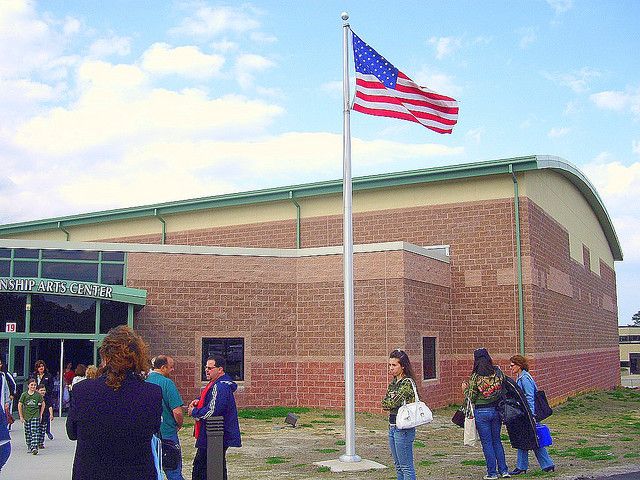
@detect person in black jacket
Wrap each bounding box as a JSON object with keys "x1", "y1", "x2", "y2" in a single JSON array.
[
  {"x1": 66, "y1": 326, "x2": 162, "y2": 480},
  {"x1": 33, "y1": 360, "x2": 54, "y2": 440}
]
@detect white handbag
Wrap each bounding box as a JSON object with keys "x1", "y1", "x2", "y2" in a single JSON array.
[
  {"x1": 395, "y1": 378, "x2": 433, "y2": 429},
  {"x1": 463, "y1": 400, "x2": 480, "y2": 447}
]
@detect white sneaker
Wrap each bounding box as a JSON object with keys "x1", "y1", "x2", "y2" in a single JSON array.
[
  {"x1": 483, "y1": 475, "x2": 498, "y2": 480},
  {"x1": 501, "y1": 474, "x2": 511, "y2": 478}
]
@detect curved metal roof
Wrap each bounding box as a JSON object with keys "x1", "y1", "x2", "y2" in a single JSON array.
[{"x1": 0, "y1": 155, "x2": 622, "y2": 260}]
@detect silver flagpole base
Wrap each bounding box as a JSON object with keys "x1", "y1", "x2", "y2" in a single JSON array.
[{"x1": 339, "y1": 453, "x2": 361, "y2": 463}]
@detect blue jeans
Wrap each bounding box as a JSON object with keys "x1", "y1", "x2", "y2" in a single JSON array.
[
  {"x1": 474, "y1": 407, "x2": 509, "y2": 477},
  {"x1": 163, "y1": 432, "x2": 184, "y2": 480},
  {"x1": 516, "y1": 446, "x2": 554, "y2": 471},
  {"x1": 388, "y1": 425, "x2": 416, "y2": 480}
]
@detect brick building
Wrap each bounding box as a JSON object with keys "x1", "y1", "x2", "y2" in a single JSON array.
[{"x1": 0, "y1": 155, "x2": 623, "y2": 411}]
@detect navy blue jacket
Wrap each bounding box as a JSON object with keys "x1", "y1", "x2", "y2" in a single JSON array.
[
  {"x1": 66, "y1": 373, "x2": 162, "y2": 480},
  {"x1": 191, "y1": 373, "x2": 241, "y2": 449}
]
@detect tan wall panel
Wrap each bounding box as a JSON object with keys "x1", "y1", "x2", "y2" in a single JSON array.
[{"x1": 521, "y1": 170, "x2": 614, "y2": 271}]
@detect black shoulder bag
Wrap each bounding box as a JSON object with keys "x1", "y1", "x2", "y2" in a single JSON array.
[{"x1": 534, "y1": 389, "x2": 553, "y2": 421}]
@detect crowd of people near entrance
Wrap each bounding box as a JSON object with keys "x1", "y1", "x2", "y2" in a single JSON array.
[{"x1": 0, "y1": 339, "x2": 555, "y2": 479}]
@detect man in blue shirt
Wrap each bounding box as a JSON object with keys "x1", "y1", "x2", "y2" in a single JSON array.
[{"x1": 147, "y1": 355, "x2": 184, "y2": 480}]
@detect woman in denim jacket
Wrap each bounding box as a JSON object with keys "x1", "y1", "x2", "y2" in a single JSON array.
[
  {"x1": 508, "y1": 355, "x2": 555, "y2": 475},
  {"x1": 382, "y1": 349, "x2": 418, "y2": 480}
]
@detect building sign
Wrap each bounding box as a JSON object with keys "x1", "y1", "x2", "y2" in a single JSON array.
[
  {"x1": 5, "y1": 322, "x2": 16, "y2": 333},
  {"x1": 0, "y1": 278, "x2": 113, "y2": 299}
]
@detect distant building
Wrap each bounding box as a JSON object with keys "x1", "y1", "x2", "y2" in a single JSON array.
[
  {"x1": 0, "y1": 155, "x2": 623, "y2": 410},
  {"x1": 619, "y1": 325, "x2": 640, "y2": 374}
]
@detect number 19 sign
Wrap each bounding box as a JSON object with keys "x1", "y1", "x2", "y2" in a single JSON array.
[{"x1": 5, "y1": 323, "x2": 16, "y2": 333}]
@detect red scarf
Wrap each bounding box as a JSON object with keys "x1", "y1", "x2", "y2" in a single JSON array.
[{"x1": 193, "y1": 381, "x2": 215, "y2": 440}]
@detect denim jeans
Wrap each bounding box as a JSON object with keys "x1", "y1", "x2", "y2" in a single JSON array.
[
  {"x1": 0, "y1": 442, "x2": 10, "y2": 472},
  {"x1": 474, "y1": 407, "x2": 509, "y2": 477},
  {"x1": 388, "y1": 425, "x2": 416, "y2": 480},
  {"x1": 163, "y1": 432, "x2": 185, "y2": 480},
  {"x1": 516, "y1": 446, "x2": 554, "y2": 471}
]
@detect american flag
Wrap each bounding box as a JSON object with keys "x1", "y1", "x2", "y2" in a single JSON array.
[{"x1": 351, "y1": 31, "x2": 459, "y2": 134}]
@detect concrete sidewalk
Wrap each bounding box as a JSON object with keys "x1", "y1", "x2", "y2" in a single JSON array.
[{"x1": 2, "y1": 417, "x2": 75, "y2": 479}]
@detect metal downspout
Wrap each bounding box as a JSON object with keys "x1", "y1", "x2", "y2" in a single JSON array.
[
  {"x1": 289, "y1": 191, "x2": 301, "y2": 249},
  {"x1": 154, "y1": 209, "x2": 166, "y2": 244},
  {"x1": 57, "y1": 221, "x2": 70, "y2": 241},
  {"x1": 509, "y1": 165, "x2": 526, "y2": 355}
]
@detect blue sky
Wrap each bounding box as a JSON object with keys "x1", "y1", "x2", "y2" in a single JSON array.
[{"x1": 0, "y1": 1, "x2": 639, "y2": 324}]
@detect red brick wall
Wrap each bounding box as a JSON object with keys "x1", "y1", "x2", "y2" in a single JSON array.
[
  {"x1": 128, "y1": 249, "x2": 451, "y2": 411},
  {"x1": 117, "y1": 193, "x2": 618, "y2": 410}
]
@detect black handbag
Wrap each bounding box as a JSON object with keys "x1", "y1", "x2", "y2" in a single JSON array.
[
  {"x1": 161, "y1": 438, "x2": 181, "y2": 471},
  {"x1": 498, "y1": 397, "x2": 525, "y2": 424},
  {"x1": 534, "y1": 389, "x2": 553, "y2": 421},
  {"x1": 451, "y1": 408, "x2": 465, "y2": 428}
]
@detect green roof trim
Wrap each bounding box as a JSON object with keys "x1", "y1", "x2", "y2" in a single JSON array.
[{"x1": 0, "y1": 155, "x2": 622, "y2": 260}]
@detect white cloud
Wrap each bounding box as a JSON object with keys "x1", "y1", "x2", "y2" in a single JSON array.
[
  {"x1": 13, "y1": 59, "x2": 283, "y2": 155},
  {"x1": 211, "y1": 40, "x2": 238, "y2": 53},
  {"x1": 547, "y1": 0, "x2": 574, "y2": 14},
  {"x1": 543, "y1": 67, "x2": 601, "y2": 94},
  {"x1": 590, "y1": 87, "x2": 640, "y2": 117},
  {"x1": 583, "y1": 157, "x2": 640, "y2": 262},
  {"x1": 235, "y1": 53, "x2": 275, "y2": 89},
  {"x1": 548, "y1": 127, "x2": 570, "y2": 138},
  {"x1": 0, "y1": 0, "x2": 74, "y2": 78},
  {"x1": 141, "y1": 43, "x2": 225, "y2": 79},
  {"x1": 89, "y1": 35, "x2": 131, "y2": 58},
  {"x1": 465, "y1": 128, "x2": 484, "y2": 144},
  {"x1": 518, "y1": 27, "x2": 537, "y2": 49},
  {"x1": 633, "y1": 140, "x2": 640, "y2": 156},
  {"x1": 170, "y1": 5, "x2": 261, "y2": 39},
  {"x1": 428, "y1": 36, "x2": 462, "y2": 60},
  {"x1": 250, "y1": 31, "x2": 277, "y2": 44},
  {"x1": 414, "y1": 68, "x2": 462, "y2": 98}
]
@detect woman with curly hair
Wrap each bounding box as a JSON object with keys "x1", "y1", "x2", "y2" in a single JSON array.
[{"x1": 66, "y1": 326, "x2": 162, "y2": 480}]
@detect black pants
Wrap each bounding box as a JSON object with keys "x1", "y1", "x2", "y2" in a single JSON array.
[{"x1": 192, "y1": 446, "x2": 227, "y2": 480}]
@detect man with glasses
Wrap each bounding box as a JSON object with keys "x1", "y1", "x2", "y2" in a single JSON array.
[{"x1": 188, "y1": 355, "x2": 241, "y2": 480}]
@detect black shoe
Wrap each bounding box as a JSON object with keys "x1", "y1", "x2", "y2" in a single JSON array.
[
  {"x1": 509, "y1": 468, "x2": 527, "y2": 475},
  {"x1": 542, "y1": 466, "x2": 555, "y2": 472},
  {"x1": 47, "y1": 432, "x2": 54, "y2": 440}
]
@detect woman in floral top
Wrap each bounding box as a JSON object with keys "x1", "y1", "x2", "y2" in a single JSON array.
[
  {"x1": 382, "y1": 349, "x2": 418, "y2": 480},
  {"x1": 461, "y1": 348, "x2": 510, "y2": 480}
]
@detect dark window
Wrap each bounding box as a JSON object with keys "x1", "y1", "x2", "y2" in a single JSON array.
[
  {"x1": 13, "y1": 249, "x2": 38, "y2": 259},
  {"x1": 13, "y1": 261, "x2": 38, "y2": 277},
  {"x1": 620, "y1": 336, "x2": 629, "y2": 342},
  {"x1": 41, "y1": 262, "x2": 98, "y2": 282},
  {"x1": 42, "y1": 249, "x2": 99, "y2": 261},
  {"x1": 0, "y1": 293, "x2": 27, "y2": 332},
  {"x1": 0, "y1": 248, "x2": 10, "y2": 258},
  {"x1": 30, "y1": 294, "x2": 96, "y2": 333},
  {"x1": 100, "y1": 264, "x2": 124, "y2": 285},
  {"x1": 201, "y1": 338, "x2": 244, "y2": 382},
  {"x1": 99, "y1": 300, "x2": 128, "y2": 333},
  {"x1": 102, "y1": 252, "x2": 125, "y2": 262},
  {"x1": 422, "y1": 336, "x2": 437, "y2": 380},
  {"x1": 0, "y1": 260, "x2": 9, "y2": 277}
]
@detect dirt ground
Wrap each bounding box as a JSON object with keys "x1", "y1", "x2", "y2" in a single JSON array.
[{"x1": 178, "y1": 388, "x2": 640, "y2": 479}]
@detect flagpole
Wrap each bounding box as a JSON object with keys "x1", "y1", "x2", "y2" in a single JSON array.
[{"x1": 339, "y1": 11, "x2": 360, "y2": 464}]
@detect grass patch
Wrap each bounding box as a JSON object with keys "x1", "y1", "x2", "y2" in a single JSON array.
[
  {"x1": 317, "y1": 466, "x2": 331, "y2": 473},
  {"x1": 500, "y1": 434, "x2": 509, "y2": 441},
  {"x1": 432, "y1": 452, "x2": 447, "y2": 457},
  {"x1": 418, "y1": 460, "x2": 435, "y2": 466},
  {"x1": 576, "y1": 438, "x2": 588, "y2": 445},
  {"x1": 549, "y1": 445, "x2": 615, "y2": 461},
  {"x1": 335, "y1": 440, "x2": 345, "y2": 446},
  {"x1": 293, "y1": 463, "x2": 306, "y2": 468},
  {"x1": 238, "y1": 406, "x2": 310, "y2": 420},
  {"x1": 414, "y1": 440, "x2": 426, "y2": 448},
  {"x1": 623, "y1": 453, "x2": 640, "y2": 458},
  {"x1": 619, "y1": 437, "x2": 634, "y2": 441},
  {"x1": 321, "y1": 413, "x2": 341, "y2": 418},
  {"x1": 316, "y1": 448, "x2": 339, "y2": 454},
  {"x1": 311, "y1": 420, "x2": 334, "y2": 424},
  {"x1": 461, "y1": 459, "x2": 486, "y2": 466},
  {"x1": 266, "y1": 456, "x2": 288, "y2": 464}
]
